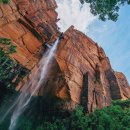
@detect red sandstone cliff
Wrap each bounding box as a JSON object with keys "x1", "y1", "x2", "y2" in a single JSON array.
[
  {"x1": 0, "y1": 1, "x2": 130, "y2": 112},
  {"x1": 37, "y1": 26, "x2": 130, "y2": 112},
  {"x1": 0, "y1": 0, "x2": 59, "y2": 70}
]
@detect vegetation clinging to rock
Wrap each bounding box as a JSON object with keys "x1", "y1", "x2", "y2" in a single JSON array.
[
  {"x1": 0, "y1": 38, "x2": 29, "y2": 89},
  {"x1": 0, "y1": 0, "x2": 10, "y2": 4}
]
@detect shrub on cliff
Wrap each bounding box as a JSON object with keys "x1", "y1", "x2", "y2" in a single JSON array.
[
  {"x1": 0, "y1": 38, "x2": 29, "y2": 89},
  {"x1": 112, "y1": 98, "x2": 130, "y2": 108},
  {"x1": 0, "y1": 0, "x2": 10, "y2": 4}
]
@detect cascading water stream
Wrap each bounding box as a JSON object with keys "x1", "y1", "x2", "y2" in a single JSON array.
[{"x1": 2, "y1": 38, "x2": 59, "y2": 130}]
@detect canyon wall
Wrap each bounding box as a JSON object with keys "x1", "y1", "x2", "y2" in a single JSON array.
[
  {"x1": 0, "y1": 0, "x2": 59, "y2": 100},
  {"x1": 38, "y1": 26, "x2": 130, "y2": 112},
  {"x1": 0, "y1": 1, "x2": 130, "y2": 112},
  {"x1": 0, "y1": 0, "x2": 59, "y2": 70}
]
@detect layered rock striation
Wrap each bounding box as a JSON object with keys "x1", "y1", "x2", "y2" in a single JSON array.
[
  {"x1": 0, "y1": 1, "x2": 130, "y2": 112},
  {"x1": 38, "y1": 26, "x2": 130, "y2": 112},
  {"x1": 0, "y1": 0, "x2": 59, "y2": 70}
]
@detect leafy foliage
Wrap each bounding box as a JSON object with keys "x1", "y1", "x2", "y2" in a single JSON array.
[
  {"x1": 18, "y1": 117, "x2": 32, "y2": 130},
  {"x1": 80, "y1": 0, "x2": 130, "y2": 21},
  {"x1": 0, "y1": 38, "x2": 29, "y2": 89},
  {"x1": 0, "y1": 0, "x2": 10, "y2": 4},
  {"x1": 0, "y1": 38, "x2": 16, "y2": 53},
  {"x1": 36, "y1": 99, "x2": 130, "y2": 130},
  {"x1": 3, "y1": 99, "x2": 129, "y2": 130},
  {"x1": 112, "y1": 98, "x2": 130, "y2": 108}
]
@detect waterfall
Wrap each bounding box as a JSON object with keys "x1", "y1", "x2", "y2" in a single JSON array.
[{"x1": 6, "y1": 38, "x2": 59, "y2": 130}]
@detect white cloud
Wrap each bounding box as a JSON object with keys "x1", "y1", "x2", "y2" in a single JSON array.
[{"x1": 55, "y1": 0, "x2": 97, "y2": 33}]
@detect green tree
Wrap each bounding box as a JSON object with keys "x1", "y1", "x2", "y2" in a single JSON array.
[
  {"x1": 80, "y1": 0, "x2": 130, "y2": 21},
  {"x1": 36, "y1": 119, "x2": 66, "y2": 130},
  {"x1": 17, "y1": 116, "x2": 32, "y2": 130},
  {"x1": 0, "y1": 38, "x2": 29, "y2": 89},
  {"x1": 1, "y1": 99, "x2": 130, "y2": 130},
  {"x1": 70, "y1": 106, "x2": 90, "y2": 130},
  {"x1": 0, "y1": 0, "x2": 10, "y2": 4}
]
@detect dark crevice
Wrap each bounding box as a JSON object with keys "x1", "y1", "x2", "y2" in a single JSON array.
[
  {"x1": 94, "y1": 64, "x2": 101, "y2": 83},
  {"x1": 80, "y1": 72, "x2": 89, "y2": 112},
  {"x1": 105, "y1": 69, "x2": 122, "y2": 100},
  {"x1": 18, "y1": 19, "x2": 43, "y2": 42}
]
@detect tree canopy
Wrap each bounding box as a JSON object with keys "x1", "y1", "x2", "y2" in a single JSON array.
[
  {"x1": 1, "y1": 99, "x2": 130, "y2": 130},
  {"x1": 80, "y1": 0, "x2": 130, "y2": 21},
  {"x1": 0, "y1": 0, "x2": 10, "y2": 4}
]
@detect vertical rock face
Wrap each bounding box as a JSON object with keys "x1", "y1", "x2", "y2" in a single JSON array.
[
  {"x1": 115, "y1": 72, "x2": 130, "y2": 99},
  {"x1": 14, "y1": 0, "x2": 59, "y2": 42},
  {"x1": 0, "y1": 0, "x2": 59, "y2": 70},
  {"x1": 39, "y1": 26, "x2": 130, "y2": 112},
  {"x1": 0, "y1": 1, "x2": 130, "y2": 112},
  {"x1": 55, "y1": 26, "x2": 112, "y2": 112},
  {"x1": 0, "y1": 0, "x2": 59, "y2": 95}
]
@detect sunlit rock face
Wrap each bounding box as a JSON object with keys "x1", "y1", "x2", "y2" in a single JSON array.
[
  {"x1": 38, "y1": 26, "x2": 130, "y2": 112},
  {"x1": 0, "y1": 0, "x2": 59, "y2": 70},
  {"x1": 0, "y1": 0, "x2": 130, "y2": 113},
  {"x1": 115, "y1": 72, "x2": 130, "y2": 99}
]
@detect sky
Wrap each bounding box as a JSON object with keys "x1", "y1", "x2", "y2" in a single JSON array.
[{"x1": 55, "y1": 0, "x2": 130, "y2": 84}]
